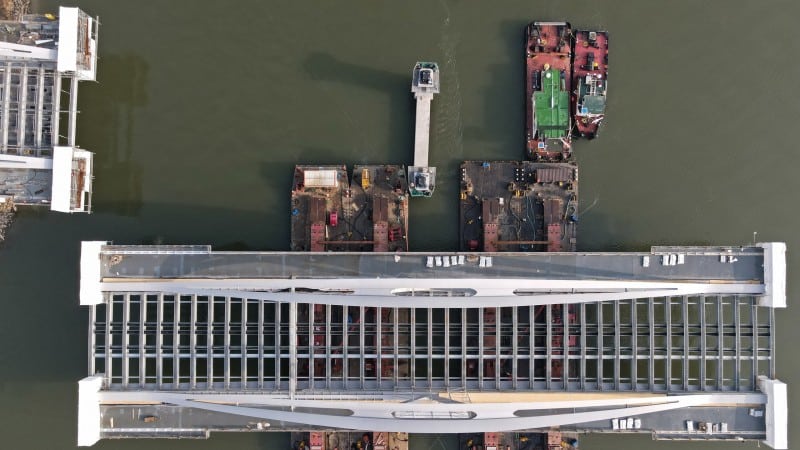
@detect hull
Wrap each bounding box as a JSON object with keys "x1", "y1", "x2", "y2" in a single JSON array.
[
  {"x1": 572, "y1": 30, "x2": 609, "y2": 139},
  {"x1": 525, "y1": 22, "x2": 573, "y2": 161}
]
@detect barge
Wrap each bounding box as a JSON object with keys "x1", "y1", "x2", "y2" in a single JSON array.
[
  {"x1": 525, "y1": 22, "x2": 573, "y2": 161},
  {"x1": 459, "y1": 161, "x2": 577, "y2": 252},
  {"x1": 460, "y1": 431, "x2": 578, "y2": 450},
  {"x1": 291, "y1": 431, "x2": 409, "y2": 450},
  {"x1": 352, "y1": 164, "x2": 409, "y2": 252},
  {"x1": 572, "y1": 29, "x2": 609, "y2": 139},
  {"x1": 290, "y1": 165, "x2": 349, "y2": 252},
  {"x1": 290, "y1": 165, "x2": 408, "y2": 252}
]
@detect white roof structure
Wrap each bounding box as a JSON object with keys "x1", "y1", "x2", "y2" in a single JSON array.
[
  {"x1": 759, "y1": 377, "x2": 788, "y2": 450},
  {"x1": 759, "y1": 242, "x2": 786, "y2": 308},
  {"x1": 0, "y1": 7, "x2": 98, "y2": 211},
  {"x1": 77, "y1": 376, "x2": 103, "y2": 447},
  {"x1": 50, "y1": 146, "x2": 93, "y2": 212},
  {"x1": 79, "y1": 241, "x2": 105, "y2": 305},
  {"x1": 56, "y1": 7, "x2": 99, "y2": 81},
  {"x1": 303, "y1": 169, "x2": 339, "y2": 188}
]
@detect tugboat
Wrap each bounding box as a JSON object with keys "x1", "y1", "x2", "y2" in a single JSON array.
[
  {"x1": 572, "y1": 29, "x2": 609, "y2": 139},
  {"x1": 525, "y1": 22, "x2": 573, "y2": 161}
]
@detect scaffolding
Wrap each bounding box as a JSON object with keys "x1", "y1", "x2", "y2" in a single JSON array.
[
  {"x1": 0, "y1": 7, "x2": 96, "y2": 210},
  {"x1": 89, "y1": 294, "x2": 773, "y2": 393}
]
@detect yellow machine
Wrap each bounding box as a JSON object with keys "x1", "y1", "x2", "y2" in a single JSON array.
[{"x1": 361, "y1": 168, "x2": 370, "y2": 189}]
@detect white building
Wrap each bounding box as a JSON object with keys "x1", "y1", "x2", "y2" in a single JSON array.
[{"x1": 0, "y1": 7, "x2": 98, "y2": 212}]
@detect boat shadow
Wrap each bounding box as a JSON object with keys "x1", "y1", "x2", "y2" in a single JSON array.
[{"x1": 78, "y1": 52, "x2": 148, "y2": 217}]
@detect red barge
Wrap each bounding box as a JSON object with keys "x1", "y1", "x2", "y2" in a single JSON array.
[{"x1": 525, "y1": 22, "x2": 573, "y2": 161}]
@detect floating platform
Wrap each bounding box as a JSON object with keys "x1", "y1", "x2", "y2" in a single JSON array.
[
  {"x1": 459, "y1": 431, "x2": 578, "y2": 450},
  {"x1": 352, "y1": 164, "x2": 409, "y2": 252},
  {"x1": 290, "y1": 165, "x2": 408, "y2": 252},
  {"x1": 291, "y1": 431, "x2": 409, "y2": 450},
  {"x1": 459, "y1": 161, "x2": 577, "y2": 252},
  {"x1": 290, "y1": 165, "x2": 349, "y2": 252}
]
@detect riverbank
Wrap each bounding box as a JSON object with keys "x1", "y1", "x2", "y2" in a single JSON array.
[
  {"x1": 0, "y1": 0, "x2": 29, "y2": 20},
  {"x1": 0, "y1": 200, "x2": 15, "y2": 244}
]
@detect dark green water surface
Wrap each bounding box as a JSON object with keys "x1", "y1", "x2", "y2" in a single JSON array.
[{"x1": 1, "y1": 1, "x2": 798, "y2": 449}]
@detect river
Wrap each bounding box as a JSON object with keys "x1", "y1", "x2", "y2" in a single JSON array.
[{"x1": 0, "y1": 1, "x2": 797, "y2": 449}]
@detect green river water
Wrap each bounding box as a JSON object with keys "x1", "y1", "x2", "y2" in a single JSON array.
[{"x1": 1, "y1": 1, "x2": 798, "y2": 449}]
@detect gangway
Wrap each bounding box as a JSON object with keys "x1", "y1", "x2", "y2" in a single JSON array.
[{"x1": 408, "y1": 62, "x2": 439, "y2": 197}]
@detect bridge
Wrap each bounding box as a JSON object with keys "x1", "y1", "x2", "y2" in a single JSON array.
[
  {"x1": 77, "y1": 242, "x2": 787, "y2": 448},
  {"x1": 0, "y1": 7, "x2": 98, "y2": 212}
]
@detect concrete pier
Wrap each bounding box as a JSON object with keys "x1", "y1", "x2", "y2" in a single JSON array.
[{"x1": 408, "y1": 62, "x2": 439, "y2": 197}]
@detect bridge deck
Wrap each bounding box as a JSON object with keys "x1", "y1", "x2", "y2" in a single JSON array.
[
  {"x1": 98, "y1": 245, "x2": 764, "y2": 283},
  {"x1": 89, "y1": 245, "x2": 774, "y2": 392},
  {"x1": 90, "y1": 291, "x2": 773, "y2": 393}
]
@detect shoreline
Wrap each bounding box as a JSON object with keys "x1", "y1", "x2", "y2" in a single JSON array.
[{"x1": 0, "y1": 205, "x2": 14, "y2": 244}]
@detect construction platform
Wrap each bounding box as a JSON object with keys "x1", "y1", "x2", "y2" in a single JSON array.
[
  {"x1": 0, "y1": 7, "x2": 98, "y2": 212},
  {"x1": 77, "y1": 242, "x2": 786, "y2": 448},
  {"x1": 290, "y1": 165, "x2": 408, "y2": 252},
  {"x1": 290, "y1": 431, "x2": 410, "y2": 450},
  {"x1": 460, "y1": 161, "x2": 577, "y2": 252}
]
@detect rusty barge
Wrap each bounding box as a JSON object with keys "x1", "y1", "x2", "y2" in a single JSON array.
[
  {"x1": 290, "y1": 165, "x2": 409, "y2": 252},
  {"x1": 526, "y1": 22, "x2": 573, "y2": 161},
  {"x1": 459, "y1": 161, "x2": 577, "y2": 253}
]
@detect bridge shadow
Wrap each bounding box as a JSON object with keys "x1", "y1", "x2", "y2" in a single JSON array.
[
  {"x1": 77, "y1": 52, "x2": 148, "y2": 216},
  {"x1": 0, "y1": 202, "x2": 279, "y2": 385},
  {"x1": 577, "y1": 210, "x2": 713, "y2": 252}
]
